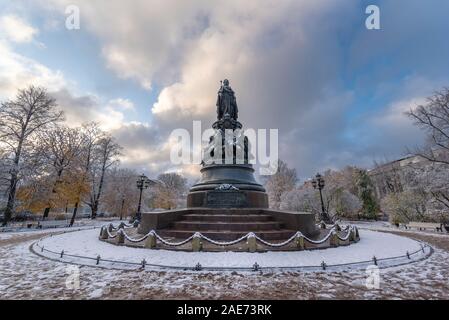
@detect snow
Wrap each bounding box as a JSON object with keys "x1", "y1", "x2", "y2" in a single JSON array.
[
  {"x1": 1, "y1": 223, "x2": 449, "y2": 299},
  {"x1": 34, "y1": 228, "x2": 425, "y2": 270},
  {"x1": 0, "y1": 220, "x2": 109, "y2": 237},
  {"x1": 0, "y1": 233, "x2": 14, "y2": 240},
  {"x1": 89, "y1": 288, "x2": 104, "y2": 299}
]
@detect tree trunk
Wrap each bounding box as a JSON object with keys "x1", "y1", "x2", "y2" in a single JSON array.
[
  {"x1": 42, "y1": 168, "x2": 63, "y2": 220},
  {"x1": 42, "y1": 207, "x2": 50, "y2": 220},
  {"x1": 91, "y1": 202, "x2": 98, "y2": 219},
  {"x1": 92, "y1": 166, "x2": 106, "y2": 219},
  {"x1": 70, "y1": 202, "x2": 79, "y2": 227},
  {"x1": 3, "y1": 173, "x2": 18, "y2": 226},
  {"x1": 3, "y1": 138, "x2": 24, "y2": 226},
  {"x1": 119, "y1": 198, "x2": 125, "y2": 221}
]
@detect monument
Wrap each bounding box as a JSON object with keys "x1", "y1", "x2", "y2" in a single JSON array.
[
  {"x1": 187, "y1": 79, "x2": 268, "y2": 209},
  {"x1": 139, "y1": 80, "x2": 319, "y2": 243}
]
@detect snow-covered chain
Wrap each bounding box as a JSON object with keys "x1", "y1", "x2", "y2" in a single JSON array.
[{"x1": 102, "y1": 223, "x2": 359, "y2": 249}]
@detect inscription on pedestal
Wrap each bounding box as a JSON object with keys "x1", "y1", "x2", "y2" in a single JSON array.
[{"x1": 206, "y1": 191, "x2": 247, "y2": 208}]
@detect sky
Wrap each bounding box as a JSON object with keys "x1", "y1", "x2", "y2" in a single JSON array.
[{"x1": 1, "y1": 0, "x2": 448, "y2": 182}]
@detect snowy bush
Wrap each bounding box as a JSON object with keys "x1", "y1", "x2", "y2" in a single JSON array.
[
  {"x1": 381, "y1": 189, "x2": 430, "y2": 224},
  {"x1": 280, "y1": 187, "x2": 362, "y2": 220},
  {"x1": 332, "y1": 190, "x2": 363, "y2": 219},
  {"x1": 280, "y1": 188, "x2": 320, "y2": 214},
  {"x1": 265, "y1": 160, "x2": 298, "y2": 209}
]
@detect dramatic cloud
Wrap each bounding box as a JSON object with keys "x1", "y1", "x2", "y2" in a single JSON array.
[
  {"x1": 4, "y1": 0, "x2": 449, "y2": 180},
  {"x1": 0, "y1": 43, "x2": 65, "y2": 100},
  {"x1": 0, "y1": 15, "x2": 38, "y2": 43}
]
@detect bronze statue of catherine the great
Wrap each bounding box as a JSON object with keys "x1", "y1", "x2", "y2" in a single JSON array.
[{"x1": 216, "y1": 79, "x2": 238, "y2": 121}]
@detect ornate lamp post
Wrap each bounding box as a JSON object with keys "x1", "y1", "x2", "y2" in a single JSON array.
[
  {"x1": 136, "y1": 174, "x2": 150, "y2": 221},
  {"x1": 312, "y1": 173, "x2": 330, "y2": 223}
]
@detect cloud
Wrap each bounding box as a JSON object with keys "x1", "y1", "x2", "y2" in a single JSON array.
[
  {"x1": 41, "y1": 0, "x2": 217, "y2": 90},
  {"x1": 350, "y1": 75, "x2": 444, "y2": 163},
  {"x1": 109, "y1": 98, "x2": 135, "y2": 111},
  {"x1": 0, "y1": 8, "x2": 173, "y2": 178},
  {"x1": 0, "y1": 15, "x2": 38, "y2": 43},
  {"x1": 41, "y1": 0, "x2": 439, "y2": 178},
  {"x1": 7, "y1": 0, "x2": 449, "y2": 181},
  {"x1": 0, "y1": 14, "x2": 64, "y2": 99},
  {"x1": 51, "y1": 90, "x2": 178, "y2": 175},
  {"x1": 0, "y1": 41, "x2": 65, "y2": 100},
  {"x1": 51, "y1": 89, "x2": 132, "y2": 132}
]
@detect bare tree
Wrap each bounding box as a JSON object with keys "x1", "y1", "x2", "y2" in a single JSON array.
[
  {"x1": 406, "y1": 88, "x2": 449, "y2": 222},
  {"x1": 402, "y1": 161, "x2": 449, "y2": 222},
  {"x1": 280, "y1": 187, "x2": 320, "y2": 214},
  {"x1": 381, "y1": 190, "x2": 429, "y2": 224},
  {"x1": 280, "y1": 186, "x2": 361, "y2": 220},
  {"x1": 151, "y1": 172, "x2": 187, "y2": 210},
  {"x1": 102, "y1": 168, "x2": 139, "y2": 220},
  {"x1": 407, "y1": 88, "x2": 449, "y2": 165},
  {"x1": 0, "y1": 147, "x2": 11, "y2": 204},
  {"x1": 87, "y1": 135, "x2": 122, "y2": 218},
  {"x1": 264, "y1": 160, "x2": 297, "y2": 209},
  {"x1": 0, "y1": 86, "x2": 63, "y2": 225},
  {"x1": 37, "y1": 127, "x2": 84, "y2": 219},
  {"x1": 69, "y1": 122, "x2": 103, "y2": 225}
]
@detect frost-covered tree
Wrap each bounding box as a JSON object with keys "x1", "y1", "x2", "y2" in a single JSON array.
[
  {"x1": 407, "y1": 88, "x2": 449, "y2": 166},
  {"x1": 406, "y1": 88, "x2": 449, "y2": 222},
  {"x1": 381, "y1": 190, "x2": 429, "y2": 224},
  {"x1": 0, "y1": 148, "x2": 8, "y2": 208},
  {"x1": 87, "y1": 135, "x2": 122, "y2": 219},
  {"x1": 280, "y1": 187, "x2": 320, "y2": 214},
  {"x1": 280, "y1": 183, "x2": 362, "y2": 221},
  {"x1": 102, "y1": 168, "x2": 139, "y2": 220},
  {"x1": 332, "y1": 190, "x2": 363, "y2": 219},
  {"x1": 150, "y1": 173, "x2": 187, "y2": 210},
  {"x1": 264, "y1": 160, "x2": 298, "y2": 209},
  {"x1": 69, "y1": 122, "x2": 104, "y2": 225},
  {"x1": 403, "y1": 162, "x2": 449, "y2": 222},
  {"x1": 29, "y1": 127, "x2": 84, "y2": 219},
  {"x1": 0, "y1": 86, "x2": 63, "y2": 225}
]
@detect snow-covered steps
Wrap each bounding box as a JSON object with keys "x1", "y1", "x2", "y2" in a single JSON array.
[
  {"x1": 161, "y1": 210, "x2": 296, "y2": 240},
  {"x1": 182, "y1": 214, "x2": 274, "y2": 222},
  {"x1": 157, "y1": 229, "x2": 297, "y2": 241},
  {"x1": 171, "y1": 221, "x2": 284, "y2": 231}
]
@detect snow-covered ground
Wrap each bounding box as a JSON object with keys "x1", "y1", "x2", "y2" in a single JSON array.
[
  {"x1": 34, "y1": 228, "x2": 426, "y2": 270},
  {"x1": 1, "y1": 222, "x2": 449, "y2": 299}
]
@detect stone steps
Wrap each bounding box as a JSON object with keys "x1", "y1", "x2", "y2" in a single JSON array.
[
  {"x1": 185, "y1": 208, "x2": 267, "y2": 215},
  {"x1": 182, "y1": 214, "x2": 274, "y2": 222},
  {"x1": 150, "y1": 208, "x2": 309, "y2": 241},
  {"x1": 157, "y1": 229, "x2": 297, "y2": 241},
  {"x1": 139, "y1": 208, "x2": 318, "y2": 242},
  {"x1": 172, "y1": 221, "x2": 283, "y2": 231}
]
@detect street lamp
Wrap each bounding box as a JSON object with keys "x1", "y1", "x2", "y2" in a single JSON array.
[
  {"x1": 312, "y1": 173, "x2": 331, "y2": 223},
  {"x1": 136, "y1": 173, "x2": 150, "y2": 221}
]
